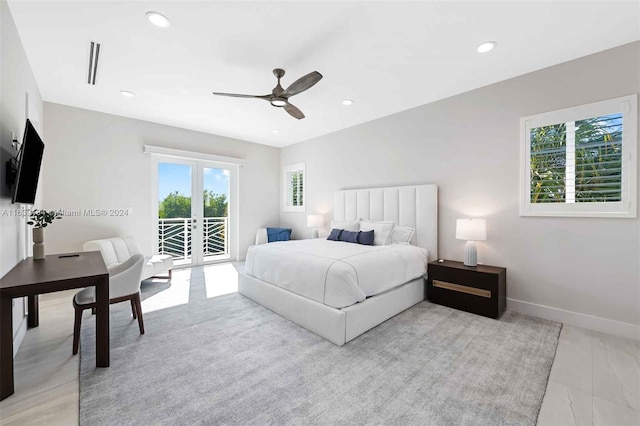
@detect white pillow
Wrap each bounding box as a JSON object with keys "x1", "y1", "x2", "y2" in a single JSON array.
[
  {"x1": 390, "y1": 226, "x2": 415, "y2": 245},
  {"x1": 359, "y1": 219, "x2": 395, "y2": 246},
  {"x1": 331, "y1": 219, "x2": 360, "y2": 232}
]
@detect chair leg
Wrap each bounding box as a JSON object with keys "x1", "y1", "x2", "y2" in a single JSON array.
[
  {"x1": 168, "y1": 269, "x2": 172, "y2": 280},
  {"x1": 134, "y1": 293, "x2": 145, "y2": 335},
  {"x1": 73, "y1": 306, "x2": 83, "y2": 355},
  {"x1": 130, "y1": 298, "x2": 137, "y2": 319}
]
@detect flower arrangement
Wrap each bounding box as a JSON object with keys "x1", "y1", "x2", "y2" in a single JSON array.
[{"x1": 27, "y1": 209, "x2": 62, "y2": 228}]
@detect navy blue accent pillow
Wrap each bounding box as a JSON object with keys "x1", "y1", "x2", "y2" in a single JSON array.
[
  {"x1": 339, "y1": 230, "x2": 359, "y2": 243},
  {"x1": 357, "y1": 230, "x2": 374, "y2": 245},
  {"x1": 266, "y1": 227, "x2": 292, "y2": 242},
  {"x1": 327, "y1": 228, "x2": 343, "y2": 241}
]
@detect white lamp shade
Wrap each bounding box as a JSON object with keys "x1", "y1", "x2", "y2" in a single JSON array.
[
  {"x1": 455, "y1": 218, "x2": 486, "y2": 241},
  {"x1": 307, "y1": 215, "x2": 323, "y2": 228}
]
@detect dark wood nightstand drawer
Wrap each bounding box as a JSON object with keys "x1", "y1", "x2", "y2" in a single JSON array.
[{"x1": 427, "y1": 260, "x2": 506, "y2": 319}]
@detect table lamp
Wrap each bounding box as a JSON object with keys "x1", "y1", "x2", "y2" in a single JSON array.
[
  {"x1": 307, "y1": 215, "x2": 323, "y2": 238},
  {"x1": 456, "y1": 218, "x2": 486, "y2": 267}
]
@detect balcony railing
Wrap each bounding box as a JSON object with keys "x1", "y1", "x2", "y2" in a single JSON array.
[
  {"x1": 203, "y1": 217, "x2": 228, "y2": 257},
  {"x1": 158, "y1": 217, "x2": 228, "y2": 262}
]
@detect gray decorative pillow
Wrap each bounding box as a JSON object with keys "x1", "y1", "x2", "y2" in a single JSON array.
[
  {"x1": 327, "y1": 228, "x2": 343, "y2": 241},
  {"x1": 357, "y1": 230, "x2": 374, "y2": 245},
  {"x1": 338, "y1": 230, "x2": 359, "y2": 243}
]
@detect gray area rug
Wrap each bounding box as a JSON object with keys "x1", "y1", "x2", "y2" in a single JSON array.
[{"x1": 79, "y1": 268, "x2": 561, "y2": 425}]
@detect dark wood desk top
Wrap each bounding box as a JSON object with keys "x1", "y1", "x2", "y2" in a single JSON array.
[
  {"x1": 0, "y1": 251, "x2": 108, "y2": 297},
  {"x1": 0, "y1": 250, "x2": 111, "y2": 401}
]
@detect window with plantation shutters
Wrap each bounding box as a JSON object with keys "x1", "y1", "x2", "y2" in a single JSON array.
[
  {"x1": 521, "y1": 95, "x2": 637, "y2": 218},
  {"x1": 283, "y1": 162, "x2": 305, "y2": 212}
]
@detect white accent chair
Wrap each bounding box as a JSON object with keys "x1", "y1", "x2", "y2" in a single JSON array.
[
  {"x1": 83, "y1": 236, "x2": 173, "y2": 280},
  {"x1": 72, "y1": 254, "x2": 145, "y2": 355},
  {"x1": 255, "y1": 228, "x2": 268, "y2": 245}
]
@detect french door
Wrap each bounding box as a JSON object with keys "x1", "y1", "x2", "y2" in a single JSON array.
[{"x1": 153, "y1": 157, "x2": 236, "y2": 266}]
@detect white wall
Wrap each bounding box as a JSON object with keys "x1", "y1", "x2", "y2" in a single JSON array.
[
  {"x1": 42, "y1": 103, "x2": 280, "y2": 260},
  {"x1": 0, "y1": 0, "x2": 44, "y2": 354},
  {"x1": 281, "y1": 42, "x2": 640, "y2": 339}
]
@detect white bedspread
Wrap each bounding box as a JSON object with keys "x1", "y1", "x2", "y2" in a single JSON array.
[{"x1": 245, "y1": 239, "x2": 428, "y2": 308}]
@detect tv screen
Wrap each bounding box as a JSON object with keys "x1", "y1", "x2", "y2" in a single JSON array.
[{"x1": 12, "y1": 119, "x2": 44, "y2": 204}]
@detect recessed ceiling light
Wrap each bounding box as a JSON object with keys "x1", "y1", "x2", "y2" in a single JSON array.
[
  {"x1": 477, "y1": 41, "x2": 497, "y2": 53},
  {"x1": 120, "y1": 90, "x2": 135, "y2": 97},
  {"x1": 272, "y1": 129, "x2": 280, "y2": 134},
  {"x1": 146, "y1": 11, "x2": 171, "y2": 28},
  {"x1": 342, "y1": 99, "x2": 354, "y2": 106}
]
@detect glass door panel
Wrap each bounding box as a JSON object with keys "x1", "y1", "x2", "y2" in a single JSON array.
[
  {"x1": 157, "y1": 161, "x2": 194, "y2": 266},
  {"x1": 156, "y1": 159, "x2": 233, "y2": 267},
  {"x1": 201, "y1": 166, "x2": 230, "y2": 262}
]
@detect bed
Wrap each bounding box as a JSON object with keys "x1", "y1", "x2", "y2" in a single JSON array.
[{"x1": 238, "y1": 184, "x2": 438, "y2": 346}]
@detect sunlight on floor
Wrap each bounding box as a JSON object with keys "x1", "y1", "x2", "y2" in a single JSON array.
[
  {"x1": 204, "y1": 263, "x2": 238, "y2": 298},
  {"x1": 141, "y1": 268, "x2": 191, "y2": 314}
]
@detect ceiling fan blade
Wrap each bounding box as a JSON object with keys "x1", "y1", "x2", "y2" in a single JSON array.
[
  {"x1": 212, "y1": 92, "x2": 270, "y2": 100},
  {"x1": 282, "y1": 71, "x2": 323, "y2": 97},
  {"x1": 284, "y1": 102, "x2": 305, "y2": 120}
]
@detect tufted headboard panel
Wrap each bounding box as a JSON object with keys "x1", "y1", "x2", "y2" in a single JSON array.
[{"x1": 333, "y1": 184, "x2": 438, "y2": 261}]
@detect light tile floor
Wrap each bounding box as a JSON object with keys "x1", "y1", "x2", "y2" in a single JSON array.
[
  {"x1": 1, "y1": 265, "x2": 638, "y2": 425},
  {"x1": 0, "y1": 289, "x2": 79, "y2": 426},
  {"x1": 538, "y1": 325, "x2": 640, "y2": 426}
]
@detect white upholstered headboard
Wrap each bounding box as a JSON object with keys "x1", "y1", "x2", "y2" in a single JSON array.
[{"x1": 333, "y1": 184, "x2": 438, "y2": 261}]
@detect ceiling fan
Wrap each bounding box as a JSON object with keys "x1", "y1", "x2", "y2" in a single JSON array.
[{"x1": 213, "y1": 68, "x2": 323, "y2": 120}]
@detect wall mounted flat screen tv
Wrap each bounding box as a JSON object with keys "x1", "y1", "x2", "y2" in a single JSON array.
[{"x1": 12, "y1": 119, "x2": 44, "y2": 204}]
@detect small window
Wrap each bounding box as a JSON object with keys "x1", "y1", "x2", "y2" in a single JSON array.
[
  {"x1": 283, "y1": 162, "x2": 305, "y2": 212},
  {"x1": 520, "y1": 95, "x2": 637, "y2": 218}
]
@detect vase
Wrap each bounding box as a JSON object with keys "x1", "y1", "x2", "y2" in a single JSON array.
[{"x1": 33, "y1": 227, "x2": 45, "y2": 260}]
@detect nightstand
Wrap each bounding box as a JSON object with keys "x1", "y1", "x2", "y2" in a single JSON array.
[{"x1": 426, "y1": 260, "x2": 506, "y2": 319}]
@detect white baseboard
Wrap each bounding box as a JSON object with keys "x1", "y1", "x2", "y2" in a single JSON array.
[
  {"x1": 507, "y1": 298, "x2": 640, "y2": 341},
  {"x1": 13, "y1": 317, "x2": 27, "y2": 358}
]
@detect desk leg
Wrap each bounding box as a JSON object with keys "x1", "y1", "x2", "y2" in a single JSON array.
[
  {"x1": 95, "y1": 276, "x2": 110, "y2": 367},
  {"x1": 27, "y1": 295, "x2": 39, "y2": 328},
  {"x1": 0, "y1": 296, "x2": 14, "y2": 400}
]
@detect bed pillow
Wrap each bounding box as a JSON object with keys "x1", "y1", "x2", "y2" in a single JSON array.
[
  {"x1": 357, "y1": 230, "x2": 374, "y2": 246},
  {"x1": 266, "y1": 227, "x2": 292, "y2": 242},
  {"x1": 327, "y1": 228, "x2": 343, "y2": 241},
  {"x1": 359, "y1": 219, "x2": 395, "y2": 245},
  {"x1": 331, "y1": 220, "x2": 360, "y2": 232},
  {"x1": 338, "y1": 230, "x2": 359, "y2": 243},
  {"x1": 390, "y1": 226, "x2": 415, "y2": 244}
]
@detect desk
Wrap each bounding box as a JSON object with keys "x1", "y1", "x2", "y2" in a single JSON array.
[{"x1": 0, "y1": 251, "x2": 109, "y2": 401}]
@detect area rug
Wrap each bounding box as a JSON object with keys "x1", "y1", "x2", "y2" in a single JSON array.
[{"x1": 79, "y1": 268, "x2": 561, "y2": 425}]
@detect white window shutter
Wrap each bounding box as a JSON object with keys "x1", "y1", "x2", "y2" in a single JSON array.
[
  {"x1": 283, "y1": 162, "x2": 305, "y2": 212},
  {"x1": 521, "y1": 95, "x2": 636, "y2": 218}
]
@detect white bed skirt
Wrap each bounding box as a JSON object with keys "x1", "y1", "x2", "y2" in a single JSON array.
[{"x1": 238, "y1": 272, "x2": 425, "y2": 346}]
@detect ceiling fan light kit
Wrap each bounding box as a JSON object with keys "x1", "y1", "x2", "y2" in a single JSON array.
[{"x1": 213, "y1": 68, "x2": 323, "y2": 120}]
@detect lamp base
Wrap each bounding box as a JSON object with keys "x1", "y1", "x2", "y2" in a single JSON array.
[{"x1": 463, "y1": 241, "x2": 477, "y2": 267}]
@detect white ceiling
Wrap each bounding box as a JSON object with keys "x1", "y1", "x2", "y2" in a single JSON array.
[{"x1": 8, "y1": 1, "x2": 640, "y2": 148}]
